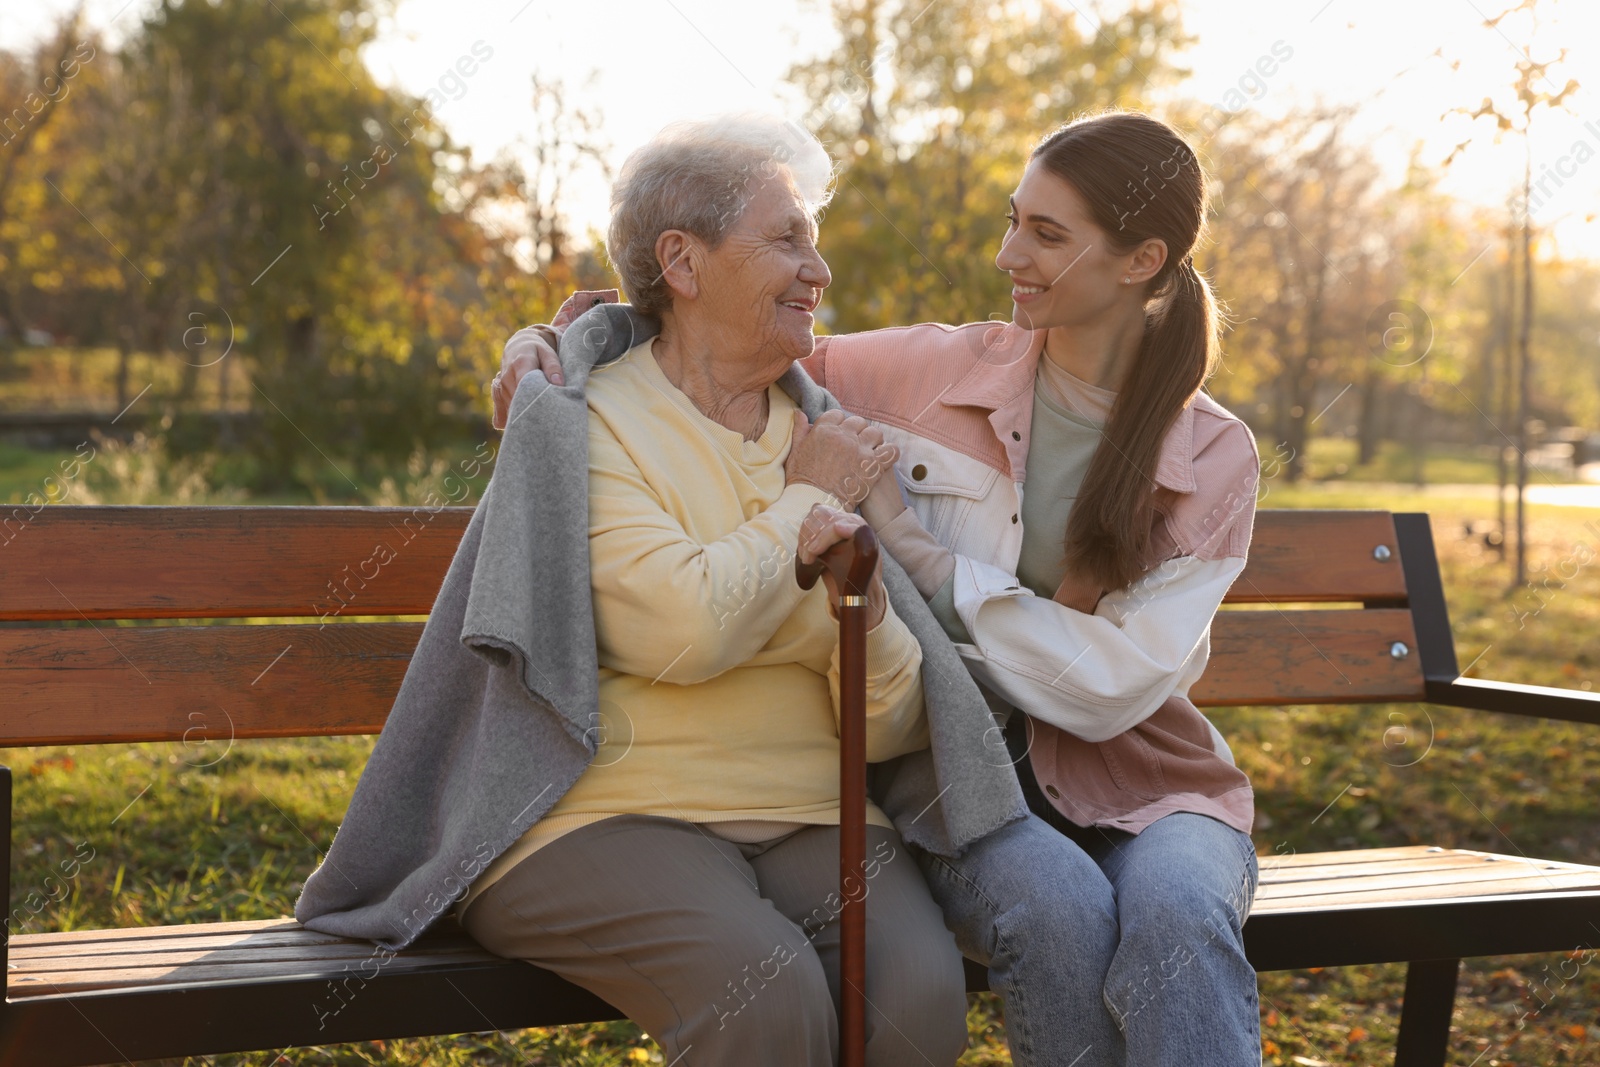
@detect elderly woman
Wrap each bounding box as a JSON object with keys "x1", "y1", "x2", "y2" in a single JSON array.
[
  {"x1": 299, "y1": 116, "x2": 972, "y2": 1067},
  {"x1": 452, "y1": 117, "x2": 969, "y2": 1066}
]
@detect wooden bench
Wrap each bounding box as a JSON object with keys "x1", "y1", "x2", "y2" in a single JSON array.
[{"x1": 2, "y1": 506, "x2": 1597, "y2": 1067}]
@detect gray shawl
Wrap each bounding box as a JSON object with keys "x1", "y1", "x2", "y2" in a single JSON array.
[{"x1": 294, "y1": 303, "x2": 1027, "y2": 951}]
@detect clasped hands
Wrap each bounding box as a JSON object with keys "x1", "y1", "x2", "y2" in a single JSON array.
[{"x1": 788, "y1": 409, "x2": 903, "y2": 629}]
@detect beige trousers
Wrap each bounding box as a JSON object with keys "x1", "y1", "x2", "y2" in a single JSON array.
[{"x1": 460, "y1": 814, "x2": 968, "y2": 1067}]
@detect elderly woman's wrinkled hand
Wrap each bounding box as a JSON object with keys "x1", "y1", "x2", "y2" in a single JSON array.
[
  {"x1": 491, "y1": 326, "x2": 564, "y2": 430},
  {"x1": 785, "y1": 409, "x2": 899, "y2": 507},
  {"x1": 797, "y1": 504, "x2": 888, "y2": 629}
]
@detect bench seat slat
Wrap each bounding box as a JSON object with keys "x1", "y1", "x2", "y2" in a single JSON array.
[
  {"x1": 12, "y1": 934, "x2": 479, "y2": 965},
  {"x1": 1259, "y1": 854, "x2": 1558, "y2": 883},
  {"x1": 1259, "y1": 845, "x2": 1466, "y2": 867},
  {"x1": 2, "y1": 916, "x2": 303, "y2": 944},
  {"x1": 1255, "y1": 849, "x2": 1600, "y2": 883},
  {"x1": 15, "y1": 942, "x2": 484, "y2": 973},
  {"x1": 14, "y1": 848, "x2": 1596, "y2": 1001},
  {"x1": 1255, "y1": 873, "x2": 1600, "y2": 911},
  {"x1": 9, "y1": 950, "x2": 501, "y2": 995},
  {"x1": 1252, "y1": 847, "x2": 1600, "y2": 909},
  {"x1": 1253, "y1": 862, "x2": 1600, "y2": 904},
  {"x1": 10, "y1": 929, "x2": 361, "y2": 959}
]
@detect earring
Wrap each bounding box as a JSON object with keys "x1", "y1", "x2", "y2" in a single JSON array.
[{"x1": 1123, "y1": 275, "x2": 1131, "y2": 284}]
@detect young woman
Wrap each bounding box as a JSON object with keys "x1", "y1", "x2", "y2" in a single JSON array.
[{"x1": 497, "y1": 110, "x2": 1262, "y2": 1067}]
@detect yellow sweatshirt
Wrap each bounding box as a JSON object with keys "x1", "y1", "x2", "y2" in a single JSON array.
[{"x1": 460, "y1": 338, "x2": 928, "y2": 915}]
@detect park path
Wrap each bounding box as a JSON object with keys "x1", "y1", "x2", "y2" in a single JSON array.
[{"x1": 1305, "y1": 463, "x2": 1600, "y2": 509}]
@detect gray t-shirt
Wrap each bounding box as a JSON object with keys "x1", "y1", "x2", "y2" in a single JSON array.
[{"x1": 929, "y1": 364, "x2": 1109, "y2": 641}]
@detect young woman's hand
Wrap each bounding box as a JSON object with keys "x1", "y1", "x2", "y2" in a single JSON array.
[
  {"x1": 1051, "y1": 570, "x2": 1105, "y2": 615},
  {"x1": 491, "y1": 326, "x2": 563, "y2": 430},
  {"x1": 493, "y1": 291, "x2": 623, "y2": 427},
  {"x1": 858, "y1": 462, "x2": 908, "y2": 530},
  {"x1": 785, "y1": 410, "x2": 898, "y2": 506}
]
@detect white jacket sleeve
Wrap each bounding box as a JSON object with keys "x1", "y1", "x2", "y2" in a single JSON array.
[{"x1": 948, "y1": 552, "x2": 1246, "y2": 742}]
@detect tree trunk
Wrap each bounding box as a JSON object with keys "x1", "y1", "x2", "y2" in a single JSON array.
[
  {"x1": 1512, "y1": 152, "x2": 1532, "y2": 589},
  {"x1": 0, "y1": 283, "x2": 25, "y2": 371},
  {"x1": 115, "y1": 321, "x2": 134, "y2": 415},
  {"x1": 1495, "y1": 227, "x2": 1515, "y2": 558},
  {"x1": 1409, "y1": 367, "x2": 1428, "y2": 487},
  {"x1": 1273, "y1": 367, "x2": 1294, "y2": 464},
  {"x1": 1356, "y1": 381, "x2": 1381, "y2": 465},
  {"x1": 1284, "y1": 361, "x2": 1314, "y2": 483},
  {"x1": 178, "y1": 353, "x2": 201, "y2": 402},
  {"x1": 218, "y1": 352, "x2": 235, "y2": 448},
  {"x1": 1475, "y1": 272, "x2": 1499, "y2": 448}
]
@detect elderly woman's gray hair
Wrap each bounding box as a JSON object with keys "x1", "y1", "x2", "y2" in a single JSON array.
[{"x1": 606, "y1": 114, "x2": 835, "y2": 314}]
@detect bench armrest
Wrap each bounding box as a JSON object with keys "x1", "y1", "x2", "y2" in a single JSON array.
[
  {"x1": 1, "y1": 764, "x2": 9, "y2": 986},
  {"x1": 1394, "y1": 514, "x2": 1600, "y2": 727},
  {"x1": 1427, "y1": 677, "x2": 1600, "y2": 726}
]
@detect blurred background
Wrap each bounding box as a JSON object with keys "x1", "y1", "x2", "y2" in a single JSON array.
[
  {"x1": 2, "y1": 0, "x2": 1596, "y2": 516},
  {"x1": 2, "y1": 2, "x2": 1598, "y2": 1064}
]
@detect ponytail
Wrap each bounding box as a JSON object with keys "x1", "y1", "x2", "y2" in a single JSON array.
[
  {"x1": 1032, "y1": 113, "x2": 1219, "y2": 594},
  {"x1": 1063, "y1": 256, "x2": 1218, "y2": 592}
]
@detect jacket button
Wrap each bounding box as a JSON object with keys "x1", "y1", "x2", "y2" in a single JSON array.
[
  {"x1": 911, "y1": 464, "x2": 927, "y2": 481},
  {"x1": 1012, "y1": 430, "x2": 1021, "y2": 441},
  {"x1": 1011, "y1": 514, "x2": 1018, "y2": 524},
  {"x1": 1045, "y1": 784, "x2": 1061, "y2": 799}
]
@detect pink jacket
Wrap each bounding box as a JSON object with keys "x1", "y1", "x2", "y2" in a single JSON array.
[{"x1": 799, "y1": 320, "x2": 1257, "y2": 836}]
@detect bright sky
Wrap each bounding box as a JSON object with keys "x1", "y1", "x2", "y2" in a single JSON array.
[{"x1": 6, "y1": 0, "x2": 1599, "y2": 261}]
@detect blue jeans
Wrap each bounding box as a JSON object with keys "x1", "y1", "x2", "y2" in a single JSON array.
[{"x1": 912, "y1": 722, "x2": 1261, "y2": 1066}]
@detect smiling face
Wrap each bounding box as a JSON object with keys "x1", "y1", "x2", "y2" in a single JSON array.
[
  {"x1": 996, "y1": 159, "x2": 1161, "y2": 332},
  {"x1": 690, "y1": 172, "x2": 832, "y2": 374}
]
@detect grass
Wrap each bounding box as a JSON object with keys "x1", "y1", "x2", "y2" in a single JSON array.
[
  {"x1": 5, "y1": 452, "x2": 1600, "y2": 1065},
  {"x1": 0, "y1": 435, "x2": 496, "y2": 508}
]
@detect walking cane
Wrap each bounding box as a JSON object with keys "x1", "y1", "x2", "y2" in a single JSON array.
[{"x1": 796, "y1": 522, "x2": 878, "y2": 1067}]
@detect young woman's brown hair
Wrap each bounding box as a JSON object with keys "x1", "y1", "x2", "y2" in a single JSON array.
[{"x1": 1032, "y1": 112, "x2": 1220, "y2": 593}]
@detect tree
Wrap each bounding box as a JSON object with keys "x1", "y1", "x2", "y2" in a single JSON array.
[
  {"x1": 785, "y1": 0, "x2": 1192, "y2": 332},
  {"x1": 1446, "y1": 0, "x2": 1579, "y2": 587},
  {"x1": 1202, "y1": 107, "x2": 1389, "y2": 481},
  {"x1": 522, "y1": 72, "x2": 611, "y2": 271},
  {"x1": 449, "y1": 70, "x2": 615, "y2": 412},
  {"x1": 83, "y1": 0, "x2": 503, "y2": 487},
  {"x1": 0, "y1": 7, "x2": 96, "y2": 359}
]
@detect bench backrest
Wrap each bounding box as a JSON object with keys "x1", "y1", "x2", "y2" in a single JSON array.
[{"x1": 0, "y1": 508, "x2": 1442, "y2": 747}]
